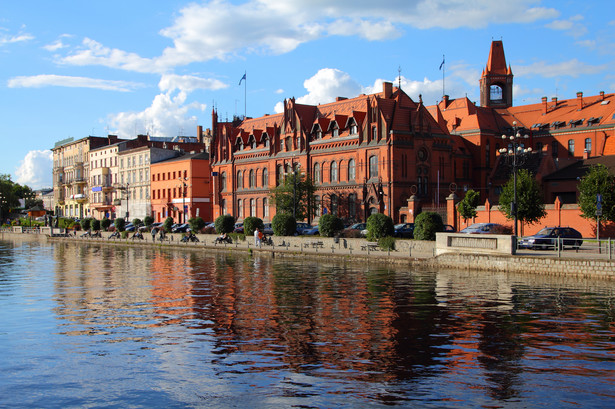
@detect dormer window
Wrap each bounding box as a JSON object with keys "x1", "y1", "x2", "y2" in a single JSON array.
[
  {"x1": 236, "y1": 138, "x2": 244, "y2": 150},
  {"x1": 249, "y1": 135, "x2": 256, "y2": 149},
  {"x1": 552, "y1": 121, "x2": 565, "y2": 129},
  {"x1": 569, "y1": 118, "x2": 584, "y2": 128},
  {"x1": 331, "y1": 122, "x2": 339, "y2": 137},
  {"x1": 587, "y1": 117, "x2": 601, "y2": 126},
  {"x1": 261, "y1": 133, "x2": 270, "y2": 147}
]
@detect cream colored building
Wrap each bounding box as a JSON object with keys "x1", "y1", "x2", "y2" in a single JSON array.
[{"x1": 89, "y1": 143, "x2": 122, "y2": 220}]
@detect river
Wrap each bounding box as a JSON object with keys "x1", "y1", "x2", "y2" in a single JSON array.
[{"x1": 1, "y1": 238, "x2": 614, "y2": 408}]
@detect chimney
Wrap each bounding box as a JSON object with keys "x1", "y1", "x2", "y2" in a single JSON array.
[
  {"x1": 383, "y1": 82, "x2": 392, "y2": 99},
  {"x1": 443, "y1": 95, "x2": 450, "y2": 109},
  {"x1": 542, "y1": 96, "x2": 548, "y2": 114},
  {"x1": 577, "y1": 91, "x2": 583, "y2": 110},
  {"x1": 108, "y1": 135, "x2": 118, "y2": 144},
  {"x1": 197, "y1": 125, "x2": 203, "y2": 144},
  {"x1": 551, "y1": 97, "x2": 558, "y2": 108},
  {"x1": 137, "y1": 134, "x2": 147, "y2": 143},
  {"x1": 600, "y1": 91, "x2": 605, "y2": 100}
]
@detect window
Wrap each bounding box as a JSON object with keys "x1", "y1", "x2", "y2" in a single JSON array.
[
  {"x1": 237, "y1": 138, "x2": 244, "y2": 150},
  {"x1": 349, "y1": 123, "x2": 358, "y2": 135},
  {"x1": 313, "y1": 162, "x2": 321, "y2": 183},
  {"x1": 221, "y1": 199, "x2": 227, "y2": 216},
  {"x1": 250, "y1": 135, "x2": 256, "y2": 149},
  {"x1": 536, "y1": 142, "x2": 543, "y2": 152},
  {"x1": 490, "y1": 84, "x2": 503, "y2": 101},
  {"x1": 262, "y1": 168, "x2": 268, "y2": 187},
  {"x1": 348, "y1": 159, "x2": 355, "y2": 181},
  {"x1": 263, "y1": 198, "x2": 269, "y2": 219},
  {"x1": 220, "y1": 172, "x2": 227, "y2": 191},
  {"x1": 330, "y1": 161, "x2": 338, "y2": 183},
  {"x1": 315, "y1": 129, "x2": 322, "y2": 139},
  {"x1": 348, "y1": 194, "x2": 357, "y2": 219},
  {"x1": 262, "y1": 135, "x2": 269, "y2": 147},
  {"x1": 250, "y1": 198, "x2": 256, "y2": 217},
  {"x1": 568, "y1": 139, "x2": 575, "y2": 155},
  {"x1": 330, "y1": 194, "x2": 339, "y2": 216},
  {"x1": 249, "y1": 169, "x2": 255, "y2": 188},
  {"x1": 237, "y1": 170, "x2": 243, "y2": 189},
  {"x1": 314, "y1": 195, "x2": 321, "y2": 217},
  {"x1": 585, "y1": 138, "x2": 592, "y2": 153},
  {"x1": 277, "y1": 165, "x2": 284, "y2": 186},
  {"x1": 369, "y1": 155, "x2": 378, "y2": 179},
  {"x1": 332, "y1": 124, "x2": 339, "y2": 137},
  {"x1": 551, "y1": 141, "x2": 558, "y2": 158},
  {"x1": 238, "y1": 199, "x2": 243, "y2": 219},
  {"x1": 372, "y1": 126, "x2": 377, "y2": 141}
]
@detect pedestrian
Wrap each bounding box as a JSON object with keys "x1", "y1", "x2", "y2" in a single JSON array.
[
  {"x1": 151, "y1": 227, "x2": 157, "y2": 242},
  {"x1": 254, "y1": 227, "x2": 261, "y2": 247}
]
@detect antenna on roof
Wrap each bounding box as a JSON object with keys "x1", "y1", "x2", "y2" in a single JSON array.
[{"x1": 398, "y1": 66, "x2": 402, "y2": 90}]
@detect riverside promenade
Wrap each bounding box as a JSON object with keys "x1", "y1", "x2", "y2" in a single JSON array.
[{"x1": 4, "y1": 228, "x2": 615, "y2": 279}]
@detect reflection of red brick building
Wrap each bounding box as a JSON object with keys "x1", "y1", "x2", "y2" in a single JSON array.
[
  {"x1": 150, "y1": 151, "x2": 212, "y2": 223},
  {"x1": 210, "y1": 82, "x2": 468, "y2": 223}
]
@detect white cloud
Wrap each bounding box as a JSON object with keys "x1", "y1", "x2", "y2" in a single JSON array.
[
  {"x1": 275, "y1": 89, "x2": 284, "y2": 94},
  {"x1": 295, "y1": 68, "x2": 362, "y2": 106},
  {"x1": 515, "y1": 59, "x2": 607, "y2": 78},
  {"x1": 545, "y1": 14, "x2": 587, "y2": 37},
  {"x1": 57, "y1": 0, "x2": 560, "y2": 72},
  {"x1": 0, "y1": 28, "x2": 34, "y2": 46},
  {"x1": 7, "y1": 74, "x2": 142, "y2": 92},
  {"x1": 15, "y1": 150, "x2": 53, "y2": 189},
  {"x1": 158, "y1": 74, "x2": 227, "y2": 93},
  {"x1": 43, "y1": 35, "x2": 71, "y2": 52},
  {"x1": 108, "y1": 91, "x2": 206, "y2": 138}
]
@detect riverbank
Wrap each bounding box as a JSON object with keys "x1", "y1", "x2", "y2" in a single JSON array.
[{"x1": 3, "y1": 230, "x2": 615, "y2": 279}]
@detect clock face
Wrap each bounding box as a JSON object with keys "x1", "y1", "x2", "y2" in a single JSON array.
[{"x1": 418, "y1": 149, "x2": 428, "y2": 161}]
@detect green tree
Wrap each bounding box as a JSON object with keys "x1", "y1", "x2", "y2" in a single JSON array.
[
  {"x1": 243, "y1": 216, "x2": 264, "y2": 236},
  {"x1": 188, "y1": 217, "x2": 206, "y2": 233},
  {"x1": 499, "y1": 169, "x2": 546, "y2": 227},
  {"x1": 457, "y1": 189, "x2": 480, "y2": 221},
  {"x1": 132, "y1": 218, "x2": 143, "y2": 228},
  {"x1": 80, "y1": 218, "x2": 92, "y2": 231},
  {"x1": 272, "y1": 214, "x2": 296, "y2": 236},
  {"x1": 163, "y1": 217, "x2": 174, "y2": 233},
  {"x1": 143, "y1": 215, "x2": 154, "y2": 227},
  {"x1": 269, "y1": 170, "x2": 317, "y2": 221},
  {"x1": 215, "y1": 215, "x2": 235, "y2": 234},
  {"x1": 365, "y1": 213, "x2": 394, "y2": 241},
  {"x1": 413, "y1": 211, "x2": 444, "y2": 241},
  {"x1": 101, "y1": 217, "x2": 111, "y2": 231},
  {"x1": 578, "y1": 163, "x2": 615, "y2": 222},
  {"x1": 114, "y1": 217, "x2": 126, "y2": 232},
  {"x1": 318, "y1": 214, "x2": 344, "y2": 237},
  {"x1": 91, "y1": 219, "x2": 101, "y2": 231}
]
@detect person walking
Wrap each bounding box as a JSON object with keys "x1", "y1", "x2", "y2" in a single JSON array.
[
  {"x1": 151, "y1": 227, "x2": 157, "y2": 242},
  {"x1": 254, "y1": 228, "x2": 261, "y2": 247}
]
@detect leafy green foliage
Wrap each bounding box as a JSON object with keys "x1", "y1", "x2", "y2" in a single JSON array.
[
  {"x1": 272, "y1": 214, "x2": 296, "y2": 236},
  {"x1": 163, "y1": 217, "x2": 174, "y2": 233},
  {"x1": 91, "y1": 219, "x2": 101, "y2": 231},
  {"x1": 131, "y1": 218, "x2": 143, "y2": 228},
  {"x1": 499, "y1": 169, "x2": 546, "y2": 226},
  {"x1": 269, "y1": 170, "x2": 317, "y2": 221},
  {"x1": 114, "y1": 218, "x2": 126, "y2": 232},
  {"x1": 578, "y1": 163, "x2": 615, "y2": 222},
  {"x1": 215, "y1": 215, "x2": 235, "y2": 234},
  {"x1": 413, "y1": 211, "x2": 444, "y2": 241},
  {"x1": 188, "y1": 217, "x2": 206, "y2": 233},
  {"x1": 457, "y1": 189, "x2": 480, "y2": 221},
  {"x1": 318, "y1": 214, "x2": 344, "y2": 237},
  {"x1": 0, "y1": 174, "x2": 38, "y2": 217},
  {"x1": 243, "y1": 216, "x2": 264, "y2": 236},
  {"x1": 366, "y1": 213, "x2": 394, "y2": 241},
  {"x1": 80, "y1": 218, "x2": 92, "y2": 231},
  {"x1": 143, "y1": 215, "x2": 154, "y2": 226},
  {"x1": 378, "y1": 236, "x2": 396, "y2": 251},
  {"x1": 101, "y1": 217, "x2": 112, "y2": 231}
]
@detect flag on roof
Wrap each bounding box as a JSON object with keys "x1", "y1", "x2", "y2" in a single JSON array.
[
  {"x1": 239, "y1": 72, "x2": 246, "y2": 85},
  {"x1": 439, "y1": 56, "x2": 445, "y2": 70}
]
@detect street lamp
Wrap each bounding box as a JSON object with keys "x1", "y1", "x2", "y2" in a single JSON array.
[
  {"x1": 117, "y1": 183, "x2": 130, "y2": 221},
  {"x1": 178, "y1": 177, "x2": 189, "y2": 223},
  {"x1": 499, "y1": 121, "x2": 532, "y2": 237}
]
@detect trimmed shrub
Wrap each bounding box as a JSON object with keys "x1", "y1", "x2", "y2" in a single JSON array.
[
  {"x1": 243, "y1": 216, "x2": 264, "y2": 237},
  {"x1": 203, "y1": 225, "x2": 216, "y2": 234},
  {"x1": 101, "y1": 218, "x2": 112, "y2": 231},
  {"x1": 188, "y1": 217, "x2": 206, "y2": 233},
  {"x1": 114, "y1": 217, "x2": 126, "y2": 232},
  {"x1": 132, "y1": 218, "x2": 143, "y2": 228},
  {"x1": 163, "y1": 217, "x2": 174, "y2": 233},
  {"x1": 318, "y1": 214, "x2": 344, "y2": 237},
  {"x1": 272, "y1": 214, "x2": 296, "y2": 236},
  {"x1": 366, "y1": 213, "x2": 394, "y2": 241},
  {"x1": 80, "y1": 218, "x2": 92, "y2": 231},
  {"x1": 215, "y1": 215, "x2": 235, "y2": 234},
  {"x1": 413, "y1": 211, "x2": 444, "y2": 241},
  {"x1": 91, "y1": 219, "x2": 101, "y2": 231},
  {"x1": 378, "y1": 236, "x2": 396, "y2": 251},
  {"x1": 121, "y1": 231, "x2": 129, "y2": 239},
  {"x1": 143, "y1": 215, "x2": 154, "y2": 227}
]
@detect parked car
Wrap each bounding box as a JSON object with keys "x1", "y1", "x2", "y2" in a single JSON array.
[
  {"x1": 263, "y1": 223, "x2": 274, "y2": 235},
  {"x1": 303, "y1": 225, "x2": 319, "y2": 235},
  {"x1": 393, "y1": 223, "x2": 415, "y2": 238},
  {"x1": 124, "y1": 223, "x2": 135, "y2": 232},
  {"x1": 296, "y1": 222, "x2": 312, "y2": 235},
  {"x1": 518, "y1": 227, "x2": 583, "y2": 250},
  {"x1": 172, "y1": 223, "x2": 191, "y2": 233},
  {"x1": 443, "y1": 224, "x2": 456, "y2": 232},
  {"x1": 342, "y1": 223, "x2": 366, "y2": 237},
  {"x1": 460, "y1": 223, "x2": 508, "y2": 234}
]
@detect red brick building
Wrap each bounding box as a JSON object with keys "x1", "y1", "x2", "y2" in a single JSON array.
[{"x1": 209, "y1": 82, "x2": 469, "y2": 223}]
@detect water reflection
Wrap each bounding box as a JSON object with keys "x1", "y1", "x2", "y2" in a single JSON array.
[{"x1": 2, "y1": 240, "x2": 614, "y2": 407}]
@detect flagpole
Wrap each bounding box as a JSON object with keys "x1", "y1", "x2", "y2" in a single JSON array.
[
  {"x1": 442, "y1": 54, "x2": 445, "y2": 98},
  {"x1": 244, "y1": 71, "x2": 246, "y2": 118}
]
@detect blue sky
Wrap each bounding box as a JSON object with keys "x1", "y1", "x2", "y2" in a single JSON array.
[{"x1": 1, "y1": 0, "x2": 613, "y2": 189}]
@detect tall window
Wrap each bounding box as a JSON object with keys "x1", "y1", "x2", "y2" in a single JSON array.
[
  {"x1": 263, "y1": 198, "x2": 269, "y2": 219},
  {"x1": 568, "y1": 139, "x2": 575, "y2": 156},
  {"x1": 237, "y1": 170, "x2": 243, "y2": 189},
  {"x1": 262, "y1": 168, "x2": 268, "y2": 187},
  {"x1": 330, "y1": 161, "x2": 338, "y2": 183},
  {"x1": 348, "y1": 159, "x2": 356, "y2": 181},
  {"x1": 348, "y1": 194, "x2": 356, "y2": 219},
  {"x1": 220, "y1": 172, "x2": 227, "y2": 191},
  {"x1": 277, "y1": 164, "x2": 284, "y2": 186},
  {"x1": 330, "y1": 194, "x2": 339, "y2": 216},
  {"x1": 369, "y1": 155, "x2": 378, "y2": 179},
  {"x1": 250, "y1": 135, "x2": 256, "y2": 149},
  {"x1": 250, "y1": 198, "x2": 256, "y2": 217},
  {"x1": 221, "y1": 199, "x2": 227, "y2": 216},
  {"x1": 238, "y1": 199, "x2": 243, "y2": 219},
  {"x1": 314, "y1": 195, "x2": 321, "y2": 217},
  {"x1": 331, "y1": 123, "x2": 339, "y2": 137},
  {"x1": 313, "y1": 163, "x2": 321, "y2": 183},
  {"x1": 585, "y1": 138, "x2": 592, "y2": 154},
  {"x1": 249, "y1": 169, "x2": 255, "y2": 188}
]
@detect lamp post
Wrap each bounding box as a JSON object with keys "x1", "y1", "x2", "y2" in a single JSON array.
[
  {"x1": 178, "y1": 177, "x2": 189, "y2": 223},
  {"x1": 499, "y1": 121, "x2": 532, "y2": 237},
  {"x1": 116, "y1": 183, "x2": 130, "y2": 221},
  {"x1": 0, "y1": 192, "x2": 4, "y2": 225}
]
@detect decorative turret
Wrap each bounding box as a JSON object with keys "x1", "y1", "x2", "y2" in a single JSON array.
[{"x1": 479, "y1": 40, "x2": 513, "y2": 108}]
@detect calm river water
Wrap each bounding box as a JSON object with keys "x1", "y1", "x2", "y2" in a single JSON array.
[{"x1": 1, "y1": 238, "x2": 614, "y2": 408}]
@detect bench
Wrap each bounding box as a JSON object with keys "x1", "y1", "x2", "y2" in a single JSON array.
[
  {"x1": 361, "y1": 242, "x2": 379, "y2": 251},
  {"x1": 310, "y1": 241, "x2": 324, "y2": 249}
]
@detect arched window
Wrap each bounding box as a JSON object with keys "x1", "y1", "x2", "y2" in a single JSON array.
[
  {"x1": 250, "y1": 198, "x2": 256, "y2": 217},
  {"x1": 249, "y1": 169, "x2": 255, "y2": 188},
  {"x1": 236, "y1": 138, "x2": 244, "y2": 150},
  {"x1": 331, "y1": 123, "x2": 339, "y2": 137},
  {"x1": 238, "y1": 199, "x2": 243, "y2": 219},
  {"x1": 263, "y1": 135, "x2": 270, "y2": 147},
  {"x1": 568, "y1": 139, "x2": 575, "y2": 155},
  {"x1": 369, "y1": 155, "x2": 378, "y2": 179},
  {"x1": 349, "y1": 122, "x2": 358, "y2": 135},
  {"x1": 330, "y1": 194, "x2": 338, "y2": 216},
  {"x1": 221, "y1": 199, "x2": 226, "y2": 215},
  {"x1": 348, "y1": 159, "x2": 355, "y2": 181},
  {"x1": 313, "y1": 162, "x2": 321, "y2": 183},
  {"x1": 314, "y1": 195, "x2": 321, "y2": 217},
  {"x1": 330, "y1": 161, "x2": 338, "y2": 183},
  {"x1": 348, "y1": 194, "x2": 357, "y2": 219},
  {"x1": 585, "y1": 138, "x2": 592, "y2": 153},
  {"x1": 220, "y1": 172, "x2": 226, "y2": 192},
  {"x1": 277, "y1": 164, "x2": 284, "y2": 186},
  {"x1": 249, "y1": 135, "x2": 256, "y2": 149},
  {"x1": 263, "y1": 198, "x2": 269, "y2": 219},
  {"x1": 262, "y1": 168, "x2": 268, "y2": 187},
  {"x1": 490, "y1": 84, "x2": 503, "y2": 101},
  {"x1": 237, "y1": 170, "x2": 243, "y2": 189}
]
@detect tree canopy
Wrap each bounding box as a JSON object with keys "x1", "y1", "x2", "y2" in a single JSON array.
[
  {"x1": 457, "y1": 189, "x2": 480, "y2": 221},
  {"x1": 578, "y1": 163, "x2": 615, "y2": 222},
  {"x1": 269, "y1": 170, "x2": 317, "y2": 222},
  {"x1": 498, "y1": 169, "x2": 546, "y2": 226}
]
